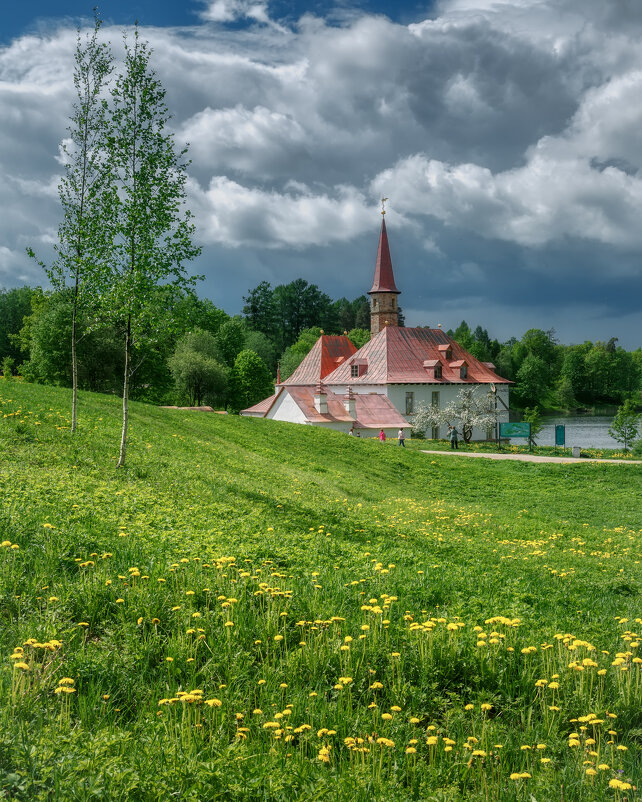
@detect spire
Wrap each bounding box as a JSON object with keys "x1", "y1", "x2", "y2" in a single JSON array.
[{"x1": 368, "y1": 216, "x2": 399, "y2": 294}]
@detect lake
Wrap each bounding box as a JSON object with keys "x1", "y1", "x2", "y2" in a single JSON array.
[{"x1": 510, "y1": 415, "x2": 617, "y2": 449}]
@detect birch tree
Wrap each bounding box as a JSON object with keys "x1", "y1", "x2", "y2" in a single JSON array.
[
  {"x1": 101, "y1": 27, "x2": 200, "y2": 467},
  {"x1": 28, "y1": 13, "x2": 112, "y2": 432}
]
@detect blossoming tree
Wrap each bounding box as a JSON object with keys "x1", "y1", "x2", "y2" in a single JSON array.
[{"x1": 412, "y1": 387, "x2": 497, "y2": 442}]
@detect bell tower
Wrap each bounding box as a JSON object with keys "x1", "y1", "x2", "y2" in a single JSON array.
[{"x1": 368, "y1": 200, "x2": 400, "y2": 336}]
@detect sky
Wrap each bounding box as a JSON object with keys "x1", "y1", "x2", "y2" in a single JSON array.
[{"x1": 2, "y1": 0, "x2": 642, "y2": 349}]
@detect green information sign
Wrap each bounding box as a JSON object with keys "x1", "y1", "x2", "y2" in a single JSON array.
[{"x1": 499, "y1": 422, "x2": 531, "y2": 438}]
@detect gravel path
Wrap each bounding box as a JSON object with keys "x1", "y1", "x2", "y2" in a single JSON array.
[{"x1": 420, "y1": 449, "x2": 641, "y2": 465}]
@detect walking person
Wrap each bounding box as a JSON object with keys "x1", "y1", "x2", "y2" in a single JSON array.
[
  {"x1": 379, "y1": 429, "x2": 386, "y2": 442},
  {"x1": 397, "y1": 428, "x2": 405, "y2": 447},
  {"x1": 449, "y1": 425, "x2": 459, "y2": 450}
]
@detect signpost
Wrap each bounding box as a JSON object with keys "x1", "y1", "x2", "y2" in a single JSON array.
[
  {"x1": 499, "y1": 422, "x2": 532, "y2": 451},
  {"x1": 499, "y1": 422, "x2": 531, "y2": 438}
]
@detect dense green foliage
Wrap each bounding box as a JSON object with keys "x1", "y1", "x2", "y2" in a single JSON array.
[
  {"x1": 242, "y1": 280, "x2": 371, "y2": 353},
  {"x1": 0, "y1": 288, "x2": 35, "y2": 365},
  {"x1": 228, "y1": 350, "x2": 274, "y2": 412},
  {"x1": 168, "y1": 329, "x2": 228, "y2": 407},
  {"x1": 449, "y1": 322, "x2": 641, "y2": 409},
  {"x1": 1, "y1": 381, "x2": 640, "y2": 800},
  {"x1": 2, "y1": 288, "x2": 640, "y2": 413}
]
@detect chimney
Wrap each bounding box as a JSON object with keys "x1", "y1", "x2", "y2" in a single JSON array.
[
  {"x1": 314, "y1": 383, "x2": 328, "y2": 414},
  {"x1": 343, "y1": 387, "x2": 356, "y2": 418}
]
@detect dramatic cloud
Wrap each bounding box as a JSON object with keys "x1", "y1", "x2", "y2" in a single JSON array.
[{"x1": 1, "y1": 0, "x2": 641, "y2": 345}]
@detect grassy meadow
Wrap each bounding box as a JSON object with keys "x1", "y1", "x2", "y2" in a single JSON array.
[{"x1": 1, "y1": 380, "x2": 641, "y2": 800}]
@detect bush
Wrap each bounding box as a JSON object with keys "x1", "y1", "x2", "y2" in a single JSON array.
[{"x1": 1, "y1": 356, "x2": 14, "y2": 379}]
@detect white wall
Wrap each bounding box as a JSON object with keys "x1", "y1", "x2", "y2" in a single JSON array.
[
  {"x1": 268, "y1": 391, "x2": 308, "y2": 424},
  {"x1": 331, "y1": 382, "x2": 510, "y2": 441}
]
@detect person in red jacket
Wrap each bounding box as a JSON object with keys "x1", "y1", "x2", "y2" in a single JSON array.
[{"x1": 379, "y1": 429, "x2": 386, "y2": 442}]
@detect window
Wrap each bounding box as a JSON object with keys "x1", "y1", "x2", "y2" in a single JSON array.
[
  {"x1": 434, "y1": 364, "x2": 442, "y2": 379},
  {"x1": 460, "y1": 365, "x2": 468, "y2": 379},
  {"x1": 431, "y1": 391, "x2": 440, "y2": 409},
  {"x1": 351, "y1": 365, "x2": 359, "y2": 378},
  {"x1": 405, "y1": 391, "x2": 414, "y2": 415}
]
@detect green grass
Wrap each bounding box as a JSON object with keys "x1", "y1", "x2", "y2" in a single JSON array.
[{"x1": 1, "y1": 379, "x2": 641, "y2": 800}]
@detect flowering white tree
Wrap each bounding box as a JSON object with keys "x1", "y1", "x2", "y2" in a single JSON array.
[{"x1": 412, "y1": 387, "x2": 497, "y2": 442}]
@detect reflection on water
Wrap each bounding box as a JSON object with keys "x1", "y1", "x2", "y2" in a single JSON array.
[{"x1": 510, "y1": 416, "x2": 616, "y2": 449}]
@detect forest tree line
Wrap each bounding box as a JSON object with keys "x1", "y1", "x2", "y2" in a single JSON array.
[{"x1": 1, "y1": 283, "x2": 640, "y2": 413}]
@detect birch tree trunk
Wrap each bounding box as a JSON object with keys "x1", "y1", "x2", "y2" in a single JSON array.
[
  {"x1": 117, "y1": 319, "x2": 131, "y2": 467},
  {"x1": 71, "y1": 297, "x2": 78, "y2": 433}
]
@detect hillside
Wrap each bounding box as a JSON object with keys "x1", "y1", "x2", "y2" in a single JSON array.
[{"x1": 1, "y1": 381, "x2": 640, "y2": 800}]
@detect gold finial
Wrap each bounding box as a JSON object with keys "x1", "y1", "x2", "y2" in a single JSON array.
[{"x1": 381, "y1": 197, "x2": 388, "y2": 215}]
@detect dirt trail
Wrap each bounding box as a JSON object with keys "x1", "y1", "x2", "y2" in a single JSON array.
[{"x1": 420, "y1": 449, "x2": 641, "y2": 465}]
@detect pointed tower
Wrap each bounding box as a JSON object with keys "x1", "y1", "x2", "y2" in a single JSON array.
[{"x1": 368, "y1": 210, "x2": 400, "y2": 336}]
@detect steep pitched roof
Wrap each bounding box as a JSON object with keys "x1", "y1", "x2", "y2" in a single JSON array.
[
  {"x1": 323, "y1": 326, "x2": 511, "y2": 385},
  {"x1": 368, "y1": 217, "x2": 399, "y2": 294},
  {"x1": 283, "y1": 335, "x2": 357, "y2": 385}
]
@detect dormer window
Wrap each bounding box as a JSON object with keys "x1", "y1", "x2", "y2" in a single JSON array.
[
  {"x1": 450, "y1": 359, "x2": 468, "y2": 379},
  {"x1": 438, "y1": 344, "x2": 453, "y2": 361},
  {"x1": 423, "y1": 359, "x2": 442, "y2": 379},
  {"x1": 350, "y1": 359, "x2": 368, "y2": 378}
]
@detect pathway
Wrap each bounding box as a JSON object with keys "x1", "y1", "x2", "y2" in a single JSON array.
[{"x1": 420, "y1": 449, "x2": 641, "y2": 465}]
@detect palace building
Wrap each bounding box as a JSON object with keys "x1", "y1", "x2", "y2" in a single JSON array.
[{"x1": 241, "y1": 214, "x2": 510, "y2": 438}]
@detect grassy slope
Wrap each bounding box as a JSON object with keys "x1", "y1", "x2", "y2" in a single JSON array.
[{"x1": 1, "y1": 381, "x2": 641, "y2": 800}]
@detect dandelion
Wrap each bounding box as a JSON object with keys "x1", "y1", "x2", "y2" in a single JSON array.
[{"x1": 205, "y1": 698, "x2": 222, "y2": 707}]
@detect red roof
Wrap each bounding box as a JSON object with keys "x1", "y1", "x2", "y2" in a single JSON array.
[
  {"x1": 240, "y1": 391, "x2": 279, "y2": 416},
  {"x1": 269, "y1": 386, "x2": 408, "y2": 428},
  {"x1": 368, "y1": 217, "x2": 399, "y2": 294},
  {"x1": 323, "y1": 327, "x2": 511, "y2": 385},
  {"x1": 283, "y1": 335, "x2": 357, "y2": 385}
]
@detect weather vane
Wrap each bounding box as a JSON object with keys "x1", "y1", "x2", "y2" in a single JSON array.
[{"x1": 381, "y1": 197, "x2": 388, "y2": 216}]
